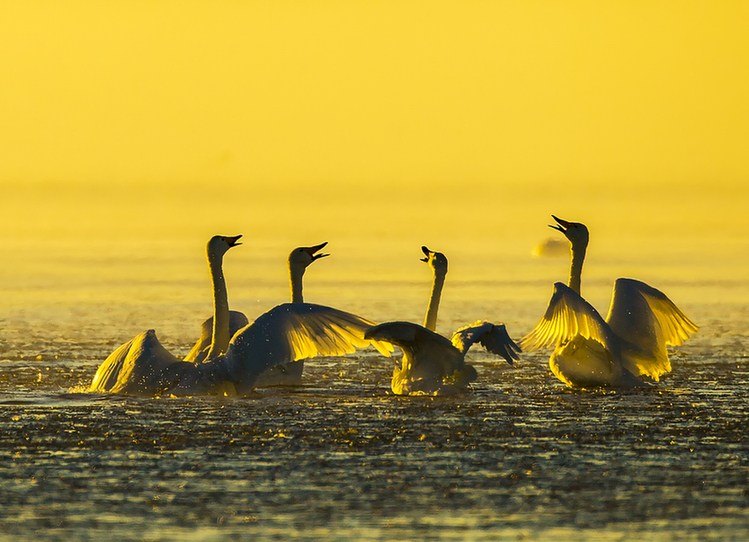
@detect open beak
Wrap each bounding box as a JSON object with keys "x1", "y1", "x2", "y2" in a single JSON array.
[
  {"x1": 420, "y1": 245, "x2": 432, "y2": 263},
  {"x1": 549, "y1": 215, "x2": 571, "y2": 234},
  {"x1": 224, "y1": 235, "x2": 242, "y2": 247},
  {"x1": 302, "y1": 241, "x2": 329, "y2": 261}
]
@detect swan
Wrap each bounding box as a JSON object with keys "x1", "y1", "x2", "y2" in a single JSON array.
[
  {"x1": 89, "y1": 235, "x2": 242, "y2": 394},
  {"x1": 521, "y1": 215, "x2": 698, "y2": 388},
  {"x1": 168, "y1": 244, "x2": 393, "y2": 395},
  {"x1": 365, "y1": 246, "x2": 520, "y2": 395},
  {"x1": 250, "y1": 242, "x2": 330, "y2": 387}
]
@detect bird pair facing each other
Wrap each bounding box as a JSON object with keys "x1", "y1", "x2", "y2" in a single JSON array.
[{"x1": 89, "y1": 238, "x2": 393, "y2": 396}]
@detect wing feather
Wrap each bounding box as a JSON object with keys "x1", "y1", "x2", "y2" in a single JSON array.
[
  {"x1": 605, "y1": 278, "x2": 697, "y2": 380},
  {"x1": 90, "y1": 330, "x2": 184, "y2": 394},
  {"x1": 451, "y1": 321, "x2": 520, "y2": 366},
  {"x1": 225, "y1": 303, "x2": 393, "y2": 392},
  {"x1": 520, "y1": 282, "x2": 610, "y2": 352}
]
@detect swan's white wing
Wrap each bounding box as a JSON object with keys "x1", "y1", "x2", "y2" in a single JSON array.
[
  {"x1": 184, "y1": 310, "x2": 250, "y2": 363},
  {"x1": 225, "y1": 303, "x2": 393, "y2": 392},
  {"x1": 451, "y1": 321, "x2": 521, "y2": 366},
  {"x1": 605, "y1": 278, "x2": 698, "y2": 380},
  {"x1": 520, "y1": 282, "x2": 610, "y2": 352},
  {"x1": 90, "y1": 330, "x2": 184, "y2": 394}
]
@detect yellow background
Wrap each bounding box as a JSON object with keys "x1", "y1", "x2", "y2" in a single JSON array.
[{"x1": 2, "y1": 1, "x2": 747, "y2": 186}]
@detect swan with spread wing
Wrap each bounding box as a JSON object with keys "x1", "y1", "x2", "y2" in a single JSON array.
[
  {"x1": 249, "y1": 242, "x2": 331, "y2": 387},
  {"x1": 521, "y1": 216, "x2": 697, "y2": 388},
  {"x1": 365, "y1": 246, "x2": 520, "y2": 395}
]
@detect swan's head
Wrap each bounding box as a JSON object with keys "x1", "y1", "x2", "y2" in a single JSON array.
[
  {"x1": 207, "y1": 235, "x2": 242, "y2": 259},
  {"x1": 421, "y1": 246, "x2": 448, "y2": 276},
  {"x1": 550, "y1": 216, "x2": 589, "y2": 250},
  {"x1": 288, "y1": 242, "x2": 329, "y2": 273}
]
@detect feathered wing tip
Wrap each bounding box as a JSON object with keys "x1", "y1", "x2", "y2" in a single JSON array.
[
  {"x1": 451, "y1": 321, "x2": 521, "y2": 366},
  {"x1": 284, "y1": 305, "x2": 394, "y2": 358},
  {"x1": 520, "y1": 282, "x2": 609, "y2": 352}
]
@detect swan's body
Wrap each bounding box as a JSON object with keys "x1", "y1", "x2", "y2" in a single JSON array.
[
  {"x1": 90, "y1": 235, "x2": 242, "y2": 394},
  {"x1": 366, "y1": 247, "x2": 520, "y2": 395},
  {"x1": 521, "y1": 216, "x2": 697, "y2": 388}
]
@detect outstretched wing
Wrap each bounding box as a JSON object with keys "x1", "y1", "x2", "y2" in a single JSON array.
[
  {"x1": 451, "y1": 321, "x2": 520, "y2": 366},
  {"x1": 605, "y1": 278, "x2": 697, "y2": 380},
  {"x1": 520, "y1": 282, "x2": 610, "y2": 352},
  {"x1": 225, "y1": 303, "x2": 393, "y2": 392}
]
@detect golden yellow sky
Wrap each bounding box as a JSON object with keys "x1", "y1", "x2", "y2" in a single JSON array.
[{"x1": 1, "y1": 1, "x2": 747, "y2": 186}]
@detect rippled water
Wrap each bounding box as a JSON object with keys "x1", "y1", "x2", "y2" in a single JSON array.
[
  {"x1": 2, "y1": 294, "x2": 748, "y2": 540},
  {"x1": 1, "y1": 181, "x2": 748, "y2": 540}
]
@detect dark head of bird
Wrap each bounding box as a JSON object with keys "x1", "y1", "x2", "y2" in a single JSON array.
[
  {"x1": 549, "y1": 216, "x2": 589, "y2": 250},
  {"x1": 421, "y1": 246, "x2": 448, "y2": 276}
]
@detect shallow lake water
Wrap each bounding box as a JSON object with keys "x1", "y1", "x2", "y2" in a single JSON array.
[{"x1": 1, "y1": 181, "x2": 748, "y2": 540}]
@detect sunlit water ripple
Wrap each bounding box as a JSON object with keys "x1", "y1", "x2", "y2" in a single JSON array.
[{"x1": 1, "y1": 321, "x2": 748, "y2": 540}]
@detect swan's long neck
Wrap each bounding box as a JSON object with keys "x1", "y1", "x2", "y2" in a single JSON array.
[
  {"x1": 289, "y1": 264, "x2": 306, "y2": 304},
  {"x1": 424, "y1": 272, "x2": 446, "y2": 332},
  {"x1": 206, "y1": 252, "x2": 230, "y2": 359},
  {"x1": 568, "y1": 243, "x2": 586, "y2": 296}
]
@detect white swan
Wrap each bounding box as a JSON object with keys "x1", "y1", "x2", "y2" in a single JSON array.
[
  {"x1": 89, "y1": 235, "x2": 242, "y2": 394},
  {"x1": 521, "y1": 216, "x2": 698, "y2": 388},
  {"x1": 365, "y1": 246, "x2": 520, "y2": 396},
  {"x1": 250, "y1": 242, "x2": 329, "y2": 387}
]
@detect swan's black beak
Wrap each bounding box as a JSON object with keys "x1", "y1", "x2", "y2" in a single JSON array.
[
  {"x1": 549, "y1": 215, "x2": 571, "y2": 234},
  {"x1": 224, "y1": 235, "x2": 242, "y2": 247},
  {"x1": 303, "y1": 242, "x2": 329, "y2": 261},
  {"x1": 420, "y1": 245, "x2": 432, "y2": 263}
]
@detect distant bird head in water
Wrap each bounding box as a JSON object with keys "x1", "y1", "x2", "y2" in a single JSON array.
[
  {"x1": 550, "y1": 216, "x2": 589, "y2": 250},
  {"x1": 207, "y1": 234, "x2": 242, "y2": 259},
  {"x1": 421, "y1": 246, "x2": 448, "y2": 276},
  {"x1": 289, "y1": 242, "x2": 330, "y2": 272}
]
